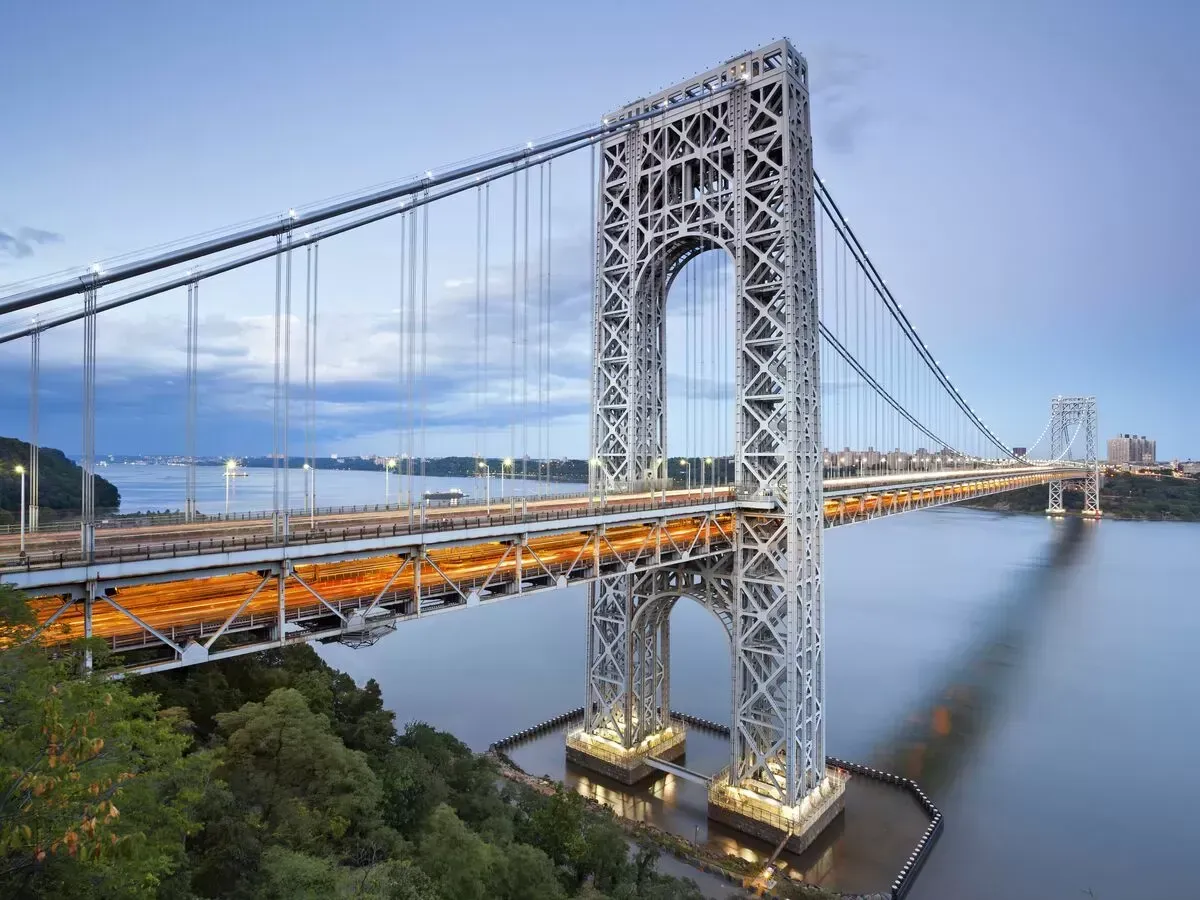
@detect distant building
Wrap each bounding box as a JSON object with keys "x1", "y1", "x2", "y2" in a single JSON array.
[{"x1": 1107, "y1": 434, "x2": 1156, "y2": 465}]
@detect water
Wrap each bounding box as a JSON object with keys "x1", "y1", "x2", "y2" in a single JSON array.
[
  {"x1": 101, "y1": 462, "x2": 573, "y2": 517},
  {"x1": 108, "y1": 466, "x2": 1200, "y2": 897}
]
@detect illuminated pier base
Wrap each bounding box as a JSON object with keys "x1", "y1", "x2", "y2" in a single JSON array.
[
  {"x1": 566, "y1": 722, "x2": 687, "y2": 785},
  {"x1": 707, "y1": 767, "x2": 848, "y2": 856}
]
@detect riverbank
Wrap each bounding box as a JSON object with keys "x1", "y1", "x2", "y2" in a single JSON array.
[{"x1": 963, "y1": 471, "x2": 1200, "y2": 522}]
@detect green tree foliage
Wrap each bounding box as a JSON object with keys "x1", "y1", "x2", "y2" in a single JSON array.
[
  {"x1": 0, "y1": 586, "x2": 211, "y2": 898},
  {"x1": 3, "y1": 594, "x2": 734, "y2": 900},
  {"x1": 213, "y1": 688, "x2": 386, "y2": 854},
  {"x1": 0, "y1": 438, "x2": 120, "y2": 523}
]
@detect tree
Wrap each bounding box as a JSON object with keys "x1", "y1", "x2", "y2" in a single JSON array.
[
  {"x1": 582, "y1": 819, "x2": 631, "y2": 892},
  {"x1": 488, "y1": 841, "x2": 565, "y2": 900},
  {"x1": 212, "y1": 688, "x2": 386, "y2": 856},
  {"x1": 416, "y1": 804, "x2": 493, "y2": 900},
  {"x1": 0, "y1": 585, "x2": 211, "y2": 898},
  {"x1": 377, "y1": 747, "x2": 446, "y2": 838},
  {"x1": 254, "y1": 847, "x2": 338, "y2": 900},
  {"x1": 514, "y1": 786, "x2": 587, "y2": 881}
]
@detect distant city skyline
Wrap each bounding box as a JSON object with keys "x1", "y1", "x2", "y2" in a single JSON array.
[{"x1": 2, "y1": 1, "x2": 1196, "y2": 460}]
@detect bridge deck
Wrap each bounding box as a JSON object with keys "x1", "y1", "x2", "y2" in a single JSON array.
[{"x1": 2, "y1": 466, "x2": 1082, "y2": 674}]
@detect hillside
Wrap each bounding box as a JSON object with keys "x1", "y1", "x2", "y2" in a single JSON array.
[
  {"x1": 0, "y1": 437, "x2": 120, "y2": 524},
  {"x1": 965, "y1": 471, "x2": 1200, "y2": 522}
]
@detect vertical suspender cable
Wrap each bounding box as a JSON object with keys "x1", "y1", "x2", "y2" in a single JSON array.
[
  {"x1": 522, "y1": 166, "x2": 530, "y2": 487},
  {"x1": 420, "y1": 197, "x2": 429, "y2": 512},
  {"x1": 685, "y1": 256, "x2": 692, "y2": 474},
  {"x1": 510, "y1": 169, "x2": 518, "y2": 478},
  {"x1": 536, "y1": 163, "x2": 545, "y2": 494},
  {"x1": 283, "y1": 233, "x2": 293, "y2": 536},
  {"x1": 483, "y1": 184, "x2": 491, "y2": 475},
  {"x1": 185, "y1": 282, "x2": 194, "y2": 521},
  {"x1": 272, "y1": 237, "x2": 282, "y2": 536},
  {"x1": 187, "y1": 280, "x2": 199, "y2": 521},
  {"x1": 587, "y1": 142, "x2": 597, "y2": 498},
  {"x1": 544, "y1": 160, "x2": 553, "y2": 493},
  {"x1": 29, "y1": 320, "x2": 40, "y2": 531},
  {"x1": 311, "y1": 242, "x2": 319, "y2": 509},
  {"x1": 475, "y1": 185, "x2": 483, "y2": 464},
  {"x1": 400, "y1": 214, "x2": 410, "y2": 504},
  {"x1": 81, "y1": 281, "x2": 97, "y2": 558},
  {"x1": 303, "y1": 245, "x2": 312, "y2": 507},
  {"x1": 407, "y1": 207, "x2": 418, "y2": 513}
]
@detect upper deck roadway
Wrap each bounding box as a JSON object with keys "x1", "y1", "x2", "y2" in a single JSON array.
[{"x1": 1, "y1": 465, "x2": 1082, "y2": 673}]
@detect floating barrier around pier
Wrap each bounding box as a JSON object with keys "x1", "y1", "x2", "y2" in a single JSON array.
[{"x1": 489, "y1": 709, "x2": 942, "y2": 900}]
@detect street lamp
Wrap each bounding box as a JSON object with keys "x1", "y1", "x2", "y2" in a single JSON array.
[
  {"x1": 704, "y1": 457, "x2": 714, "y2": 499},
  {"x1": 223, "y1": 459, "x2": 238, "y2": 516},
  {"x1": 14, "y1": 464, "x2": 25, "y2": 553},
  {"x1": 384, "y1": 457, "x2": 396, "y2": 506},
  {"x1": 303, "y1": 463, "x2": 314, "y2": 527},
  {"x1": 679, "y1": 458, "x2": 690, "y2": 492},
  {"x1": 501, "y1": 457, "x2": 513, "y2": 499},
  {"x1": 477, "y1": 459, "x2": 492, "y2": 506}
]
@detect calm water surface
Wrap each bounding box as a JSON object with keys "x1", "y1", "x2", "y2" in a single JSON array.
[
  {"x1": 103, "y1": 462, "x2": 572, "y2": 517},
  {"x1": 107, "y1": 466, "x2": 1200, "y2": 898}
]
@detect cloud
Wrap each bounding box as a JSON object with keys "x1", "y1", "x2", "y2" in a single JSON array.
[
  {"x1": 0, "y1": 225, "x2": 64, "y2": 260},
  {"x1": 809, "y1": 47, "x2": 879, "y2": 155}
]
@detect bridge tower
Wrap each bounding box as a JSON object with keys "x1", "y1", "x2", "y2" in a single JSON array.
[
  {"x1": 569, "y1": 39, "x2": 845, "y2": 853},
  {"x1": 1046, "y1": 395, "x2": 1101, "y2": 517}
]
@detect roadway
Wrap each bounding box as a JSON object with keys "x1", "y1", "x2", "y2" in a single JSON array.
[
  {"x1": 5, "y1": 465, "x2": 1083, "y2": 667},
  {"x1": 1, "y1": 465, "x2": 1080, "y2": 576}
]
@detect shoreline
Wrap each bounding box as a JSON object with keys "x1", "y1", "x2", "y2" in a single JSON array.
[{"x1": 961, "y1": 503, "x2": 1199, "y2": 524}]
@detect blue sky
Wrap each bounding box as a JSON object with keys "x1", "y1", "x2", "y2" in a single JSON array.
[{"x1": 1, "y1": 0, "x2": 1196, "y2": 460}]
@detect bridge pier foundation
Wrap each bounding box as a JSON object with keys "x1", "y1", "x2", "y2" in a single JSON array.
[
  {"x1": 707, "y1": 765, "x2": 848, "y2": 856},
  {"x1": 566, "y1": 721, "x2": 686, "y2": 785}
]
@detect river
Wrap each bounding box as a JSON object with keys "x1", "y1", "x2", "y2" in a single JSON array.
[{"x1": 103, "y1": 464, "x2": 1200, "y2": 899}]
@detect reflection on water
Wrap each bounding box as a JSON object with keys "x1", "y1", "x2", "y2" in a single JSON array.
[
  {"x1": 509, "y1": 725, "x2": 929, "y2": 894},
  {"x1": 870, "y1": 517, "x2": 1091, "y2": 794}
]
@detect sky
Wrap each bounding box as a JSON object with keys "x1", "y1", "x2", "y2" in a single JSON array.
[{"x1": 1, "y1": 0, "x2": 1197, "y2": 461}]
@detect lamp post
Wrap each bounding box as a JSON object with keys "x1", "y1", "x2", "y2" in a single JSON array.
[
  {"x1": 384, "y1": 457, "x2": 396, "y2": 506},
  {"x1": 223, "y1": 459, "x2": 237, "y2": 516},
  {"x1": 477, "y1": 460, "x2": 491, "y2": 506},
  {"x1": 14, "y1": 464, "x2": 26, "y2": 553},
  {"x1": 501, "y1": 457, "x2": 513, "y2": 499},
  {"x1": 704, "y1": 457, "x2": 714, "y2": 500},
  {"x1": 303, "y1": 463, "x2": 314, "y2": 527},
  {"x1": 680, "y1": 458, "x2": 690, "y2": 493}
]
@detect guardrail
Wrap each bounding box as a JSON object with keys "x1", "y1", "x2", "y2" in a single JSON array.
[{"x1": 0, "y1": 493, "x2": 736, "y2": 574}]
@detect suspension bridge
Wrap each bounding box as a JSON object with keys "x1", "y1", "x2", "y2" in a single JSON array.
[{"x1": 1, "y1": 39, "x2": 1099, "y2": 854}]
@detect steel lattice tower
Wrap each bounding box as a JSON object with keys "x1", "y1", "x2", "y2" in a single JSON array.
[
  {"x1": 1047, "y1": 395, "x2": 1101, "y2": 516},
  {"x1": 574, "y1": 40, "x2": 842, "y2": 847}
]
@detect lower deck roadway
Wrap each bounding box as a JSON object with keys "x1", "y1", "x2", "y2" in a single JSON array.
[{"x1": 8, "y1": 467, "x2": 1079, "y2": 670}]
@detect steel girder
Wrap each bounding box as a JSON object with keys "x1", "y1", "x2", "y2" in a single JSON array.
[
  {"x1": 1047, "y1": 396, "x2": 1100, "y2": 515},
  {"x1": 586, "y1": 41, "x2": 825, "y2": 805},
  {"x1": 39, "y1": 512, "x2": 733, "y2": 676}
]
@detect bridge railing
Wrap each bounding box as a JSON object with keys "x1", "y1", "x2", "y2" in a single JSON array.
[
  {"x1": 0, "y1": 490, "x2": 739, "y2": 574},
  {"x1": 0, "y1": 484, "x2": 600, "y2": 536}
]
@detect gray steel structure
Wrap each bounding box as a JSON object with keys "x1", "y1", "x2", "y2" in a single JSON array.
[
  {"x1": 1046, "y1": 395, "x2": 1100, "y2": 515},
  {"x1": 585, "y1": 40, "x2": 827, "y2": 806}
]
